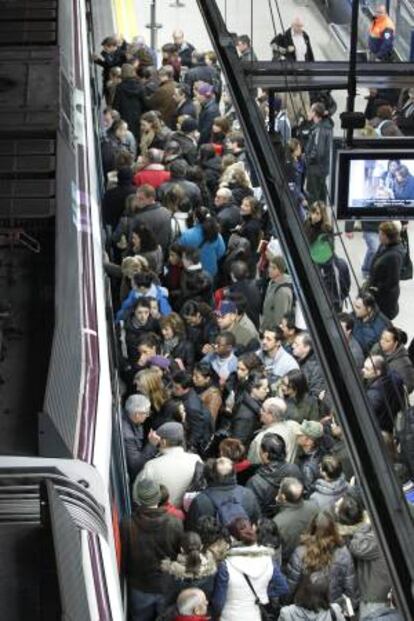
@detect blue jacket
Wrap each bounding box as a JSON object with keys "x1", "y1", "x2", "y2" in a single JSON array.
[
  {"x1": 352, "y1": 311, "x2": 391, "y2": 355},
  {"x1": 178, "y1": 224, "x2": 225, "y2": 277},
  {"x1": 394, "y1": 174, "x2": 414, "y2": 201},
  {"x1": 116, "y1": 283, "x2": 172, "y2": 322}
]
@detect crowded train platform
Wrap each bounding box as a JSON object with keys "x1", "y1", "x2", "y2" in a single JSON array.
[{"x1": 1, "y1": 0, "x2": 414, "y2": 619}]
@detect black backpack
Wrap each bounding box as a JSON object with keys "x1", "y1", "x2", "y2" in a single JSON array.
[{"x1": 204, "y1": 487, "x2": 249, "y2": 526}]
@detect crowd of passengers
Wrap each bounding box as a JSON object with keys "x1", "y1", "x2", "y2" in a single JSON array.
[{"x1": 95, "y1": 28, "x2": 413, "y2": 621}]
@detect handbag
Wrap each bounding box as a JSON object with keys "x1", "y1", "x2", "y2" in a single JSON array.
[
  {"x1": 242, "y1": 573, "x2": 279, "y2": 621},
  {"x1": 400, "y1": 228, "x2": 413, "y2": 280}
]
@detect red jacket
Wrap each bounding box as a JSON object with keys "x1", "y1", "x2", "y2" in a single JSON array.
[
  {"x1": 133, "y1": 167, "x2": 171, "y2": 188},
  {"x1": 174, "y1": 615, "x2": 210, "y2": 621}
]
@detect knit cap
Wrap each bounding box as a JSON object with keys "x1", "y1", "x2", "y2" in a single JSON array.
[{"x1": 133, "y1": 478, "x2": 161, "y2": 507}]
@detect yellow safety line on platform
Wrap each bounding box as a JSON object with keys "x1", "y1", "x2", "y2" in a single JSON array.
[{"x1": 113, "y1": 0, "x2": 137, "y2": 41}]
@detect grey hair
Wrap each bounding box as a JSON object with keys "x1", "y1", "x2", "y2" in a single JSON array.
[
  {"x1": 177, "y1": 588, "x2": 206, "y2": 615},
  {"x1": 262, "y1": 397, "x2": 287, "y2": 421},
  {"x1": 216, "y1": 187, "x2": 233, "y2": 200},
  {"x1": 125, "y1": 394, "x2": 151, "y2": 418}
]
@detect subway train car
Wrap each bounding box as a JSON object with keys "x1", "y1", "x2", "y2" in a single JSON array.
[{"x1": 0, "y1": 0, "x2": 127, "y2": 619}]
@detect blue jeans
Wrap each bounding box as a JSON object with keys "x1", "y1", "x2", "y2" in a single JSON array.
[
  {"x1": 361, "y1": 231, "x2": 379, "y2": 278},
  {"x1": 129, "y1": 588, "x2": 166, "y2": 621}
]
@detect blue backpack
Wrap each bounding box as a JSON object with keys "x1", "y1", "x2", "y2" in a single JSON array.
[{"x1": 204, "y1": 487, "x2": 249, "y2": 526}]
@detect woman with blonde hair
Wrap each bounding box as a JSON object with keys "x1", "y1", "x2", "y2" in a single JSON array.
[
  {"x1": 219, "y1": 162, "x2": 253, "y2": 206},
  {"x1": 120, "y1": 255, "x2": 149, "y2": 302},
  {"x1": 286, "y1": 510, "x2": 357, "y2": 606},
  {"x1": 134, "y1": 367, "x2": 177, "y2": 429}
]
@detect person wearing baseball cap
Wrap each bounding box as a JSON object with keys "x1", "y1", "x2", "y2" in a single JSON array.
[
  {"x1": 196, "y1": 81, "x2": 220, "y2": 145},
  {"x1": 123, "y1": 477, "x2": 183, "y2": 620},
  {"x1": 295, "y1": 420, "x2": 325, "y2": 495},
  {"x1": 215, "y1": 296, "x2": 259, "y2": 349},
  {"x1": 135, "y1": 421, "x2": 203, "y2": 508}
]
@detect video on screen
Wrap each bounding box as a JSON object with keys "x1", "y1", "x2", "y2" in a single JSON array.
[{"x1": 349, "y1": 159, "x2": 414, "y2": 209}]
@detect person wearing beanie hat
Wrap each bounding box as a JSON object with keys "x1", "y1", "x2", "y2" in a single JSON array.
[
  {"x1": 122, "y1": 479, "x2": 184, "y2": 621},
  {"x1": 122, "y1": 394, "x2": 160, "y2": 479},
  {"x1": 136, "y1": 420, "x2": 202, "y2": 508},
  {"x1": 132, "y1": 478, "x2": 161, "y2": 507},
  {"x1": 295, "y1": 419, "x2": 327, "y2": 495},
  {"x1": 196, "y1": 81, "x2": 220, "y2": 145}
]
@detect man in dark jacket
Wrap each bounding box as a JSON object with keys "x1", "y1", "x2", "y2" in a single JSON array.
[
  {"x1": 172, "y1": 84, "x2": 197, "y2": 128},
  {"x1": 352, "y1": 292, "x2": 391, "y2": 355},
  {"x1": 112, "y1": 64, "x2": 147, "y2": 140},
  {"x1": 304, "y1": 102, "x2": 332, "y2": 203},
  {"x1": 229, "y1": 375, "x2": 269, "y2": 446},
  {"x1": 122, "y1": 394, "x2": 159, "y2": 479},
  {"x1": 236, "y1": 34, "x2": 258, "y2": 62},
  {"x1": 121, "y1": 478, "x2": 183, "y2": 621},
  {"x1": 213, "y1": 188, "x2": 241, "y2": 244},
  {"x1": 102, "y1": 167, "x2": 136, "y2": 229},
  {"x1": 158, "y1": 160, "x2": 202, "y2": 209},
  {"x1": 93, "y1": 35, "x2": 127, "y2": 98},
  {"x1": 271, "y1": 17, "x2": 314, "y2": 62},
  {"x1": 186, "y1": 457, "x2": 261, "y2": 530},
  {"x1": 197, "y1": 83, "x2": 220, "y2": 145},
  {"x1": 227, "y1": 260, "x2": 262, "y2": 329},
  {"x1": 294, "y1": 420, "x2": 326, "y2": 495},
  {"x1": 368, "y1": 221, "x2": 403, "y2": 320},
  {"x1": 362, "y1": 355, "x2": 405, "y2": 433},
  {"x1": 247, "y1": 433, "x2": 303, "y2": 517},
  {"x1": 292, "y1": 332, "x2": 326, "y2": 399},
  {"x1": 184, "y1": 52, "x2": 218, "y2": 97},
  {"x1": 274, "y1": 476, "x2": 318, "y2": 562},
  {"x1": 171, "y1": 370, "x2": 213, "y2": 455},
  {"x1": 129, "y1": 184, "x2": 172, "y2": 255},
  {"x1": 172, "y1": 29, "x2": 195, "y2": 68},
  {"x1": 169, "y1": 117, "x2": 199, "y2": 165}
]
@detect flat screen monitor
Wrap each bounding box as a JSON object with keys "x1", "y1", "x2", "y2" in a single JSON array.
[{"x1": 335, "y1": 149, "x2": 414, "y2": 219}]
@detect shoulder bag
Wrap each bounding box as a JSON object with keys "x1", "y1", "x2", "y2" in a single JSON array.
[{"x1": 242, "y1": 573, "x2": 279, "y2": 621}]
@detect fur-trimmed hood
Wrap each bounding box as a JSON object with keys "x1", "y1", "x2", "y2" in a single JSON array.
[
  {"x1": 161, "y1": 552, "x2": 217, "y2": 579},
  {"x1": 227, "y1": 544, "x2": 275, "y2": 558},
  {"x1": 226, "y1": 544, "x2": 275, "y2": 581}
]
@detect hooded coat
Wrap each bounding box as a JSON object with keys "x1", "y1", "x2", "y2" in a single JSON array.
[
  {"x1": 161, "y1": 552, "x2": 217, "y2": 603},
  {"x1": 309, "y1": 475, "x2": 350, "y2": 511},
  {"x1": 212, "y1": 544, "x2": 288, "y2": 621}
]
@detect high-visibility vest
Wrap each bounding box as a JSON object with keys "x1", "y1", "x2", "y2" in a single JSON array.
[{"x1": 369, "y1": 14, "x2": 395, "y2": 39}]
